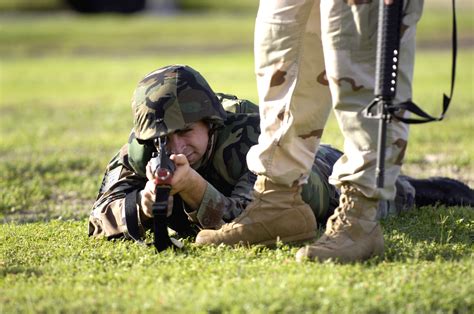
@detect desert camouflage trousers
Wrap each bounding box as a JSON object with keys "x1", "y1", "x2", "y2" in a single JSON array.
[{"x1": 247, "y1": 0, "x2": 424, "y2": 200}]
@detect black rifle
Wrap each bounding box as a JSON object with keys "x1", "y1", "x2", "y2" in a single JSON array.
[
  {"x1": 150, "y1": 137, "x2": 180, "y2": 252},
  {"x1": 365, "y1": 0, "x2": 404, "y2": 188},
  {"x1": 365, "y1": 0, "x2": 457, "y2": 188}
]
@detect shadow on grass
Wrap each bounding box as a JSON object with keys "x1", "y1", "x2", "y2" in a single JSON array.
[
  {"x1": 1, "y1": 156, "x2": 99, "y2": 224},
  {"x1": 1, "y1": 203, "x2": 91, "y2": 224},
  {"x1": 0, "y1": 266, "x2": 44, "y2": 278}
]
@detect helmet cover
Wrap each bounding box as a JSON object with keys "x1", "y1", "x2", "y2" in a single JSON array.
[{"x1": 132, "y1": 65, "x2": 227, "y2": 140}]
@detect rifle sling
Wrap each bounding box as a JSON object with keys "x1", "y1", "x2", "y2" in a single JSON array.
[
  {"x1": 391, "y1": 0, "x2": 456, "y2": 124},
  {"x1": 153, "y1": 186, "x2": 173, "y2": 252},
  {"x1": 124, "y1": 189, "x2": 142, "y2": 241}
]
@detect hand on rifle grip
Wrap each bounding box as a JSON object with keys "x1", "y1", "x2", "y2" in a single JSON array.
[{"x1": 139, "y1": 163, "x2": 174, "y2": 218}]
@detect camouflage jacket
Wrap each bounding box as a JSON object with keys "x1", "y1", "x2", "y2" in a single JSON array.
[{"x1": 88, "y1": 94, "x2": 342, "y2": 240}]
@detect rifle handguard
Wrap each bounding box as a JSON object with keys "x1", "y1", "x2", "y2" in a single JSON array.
[
  {"x1": 374, "y1": 0, "x2": 403, "y2": 100},
  {"x1": 365, "y1": 0, "x2": 404, "y2": 188}
]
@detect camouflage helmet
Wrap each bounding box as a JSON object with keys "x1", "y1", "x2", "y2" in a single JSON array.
[{"x1": 132, "y1": 65, "x2": 227, "y2": 141}]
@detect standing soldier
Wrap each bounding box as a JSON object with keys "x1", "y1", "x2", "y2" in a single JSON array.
[{"x1": 195, "y1": 0, "x2": 425, "y2": 263}]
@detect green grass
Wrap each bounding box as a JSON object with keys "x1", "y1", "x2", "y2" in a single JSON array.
[
  {"x1": 1, "y1": 207, "x2": 473, "y2": 313},
  {"x1": 1, "y1": 6, "x2": 473, "y2": 313},
  {"x1": 0, "y1": 14, "x2": 255, "y2": 57}
]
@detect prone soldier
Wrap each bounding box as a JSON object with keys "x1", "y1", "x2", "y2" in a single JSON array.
[{"x1": 88, "y1": 65, "x2": 473, "y2": 243}]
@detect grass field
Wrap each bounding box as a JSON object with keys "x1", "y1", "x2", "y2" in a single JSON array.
[{"x1": 1, "y1": 3, "x2": 473, "y2": 313}]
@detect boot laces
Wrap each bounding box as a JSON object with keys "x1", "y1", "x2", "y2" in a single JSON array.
[{"x1": 325, "y1": 188, "x2": 355, "y2": 237}]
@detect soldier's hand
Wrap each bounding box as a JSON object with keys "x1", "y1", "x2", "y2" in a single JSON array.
[
  {"x1": 140, "y1": 180, "x2": 155, "y2": 218},
  {"x1": 169, "y1": 153, "x2": 194, "y2": 195},
  {"x1": 141, "y1": 162, "x2": 174, "y2": 218},
  {"x1": 169, "y1": 153, "x2": 207, "y2": 210}
]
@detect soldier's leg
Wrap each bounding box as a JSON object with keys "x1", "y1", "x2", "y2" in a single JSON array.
[
  {"x1": 377, "y1": 176, "x2": 416, "y2": 220},
  {"x1": 196, "y1": 0, "x2": 332, "y2": 246},
  {"x1": 297, "y1": 0, "x2": 424, "y2": 263},
  {"x1": 247, "y1": 0, "x2": 331, "y2": 187},
  {"x1": 301, "y1": 145, "x2": 342, "y2": 225}
]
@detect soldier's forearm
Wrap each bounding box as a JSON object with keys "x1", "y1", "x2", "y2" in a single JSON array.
[{"x1": 177, "y1": 169, "x2": 207, "y2": 210}]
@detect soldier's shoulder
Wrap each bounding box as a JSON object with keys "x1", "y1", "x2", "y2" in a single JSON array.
[
  {"x1": 217, "y1": 92, "x2": 259, "y2": 114},
  {"x1": 211, "y1": 113, "x2": 260, "y2": 183},
  {"x1": 125, "y1": 130, "x2": 153, "y2": 177},
  {"x1": 217, "y1": 112, "x2": 260, "y2": 148}
]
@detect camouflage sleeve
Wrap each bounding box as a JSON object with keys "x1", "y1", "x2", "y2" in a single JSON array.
[
  {"x1": 88, "y1": 144, "x2": 149, "y2": 240},
  {"x1": 185, "y1": 172, "x2": 256, "y2": 229}
]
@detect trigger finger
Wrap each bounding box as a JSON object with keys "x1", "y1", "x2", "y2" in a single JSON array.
[{"x1": 171, "y1": 153, "x2": 187, "y2": 165}]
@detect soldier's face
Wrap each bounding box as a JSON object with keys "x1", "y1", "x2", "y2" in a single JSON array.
[{"x1": 166, "y1": 121, "x2": 209, "y2": 166}]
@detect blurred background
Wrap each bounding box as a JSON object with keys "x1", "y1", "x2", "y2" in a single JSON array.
[{"x1": 0, "y1": 0, "x2": 256, "y2": 13}]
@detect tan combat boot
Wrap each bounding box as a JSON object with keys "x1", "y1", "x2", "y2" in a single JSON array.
[
  {"x1": 295, "y1": 184, "x2": 384, "y2": 263},
  {"x1": 195, "y1": 175, "x2": 317, "y2": 246}
]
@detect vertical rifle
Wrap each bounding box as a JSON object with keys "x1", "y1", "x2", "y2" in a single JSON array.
[
  {"x1": 150, "y1": 137, "x2": 181, "y2": 252},
  {"x1": 365, "y1": 0, "x2": 404, "y2": 188},
  {"x1": 365, "y1": 0, "x2": 456, "y2": 188}
]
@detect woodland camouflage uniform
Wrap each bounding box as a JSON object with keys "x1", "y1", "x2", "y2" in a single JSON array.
[
  {"x1": 88, "y1": 65, "x2": 415, "y2": 240},
  {"x1": 88, "y1": 104, "x2": 344, "y2": 239}
]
